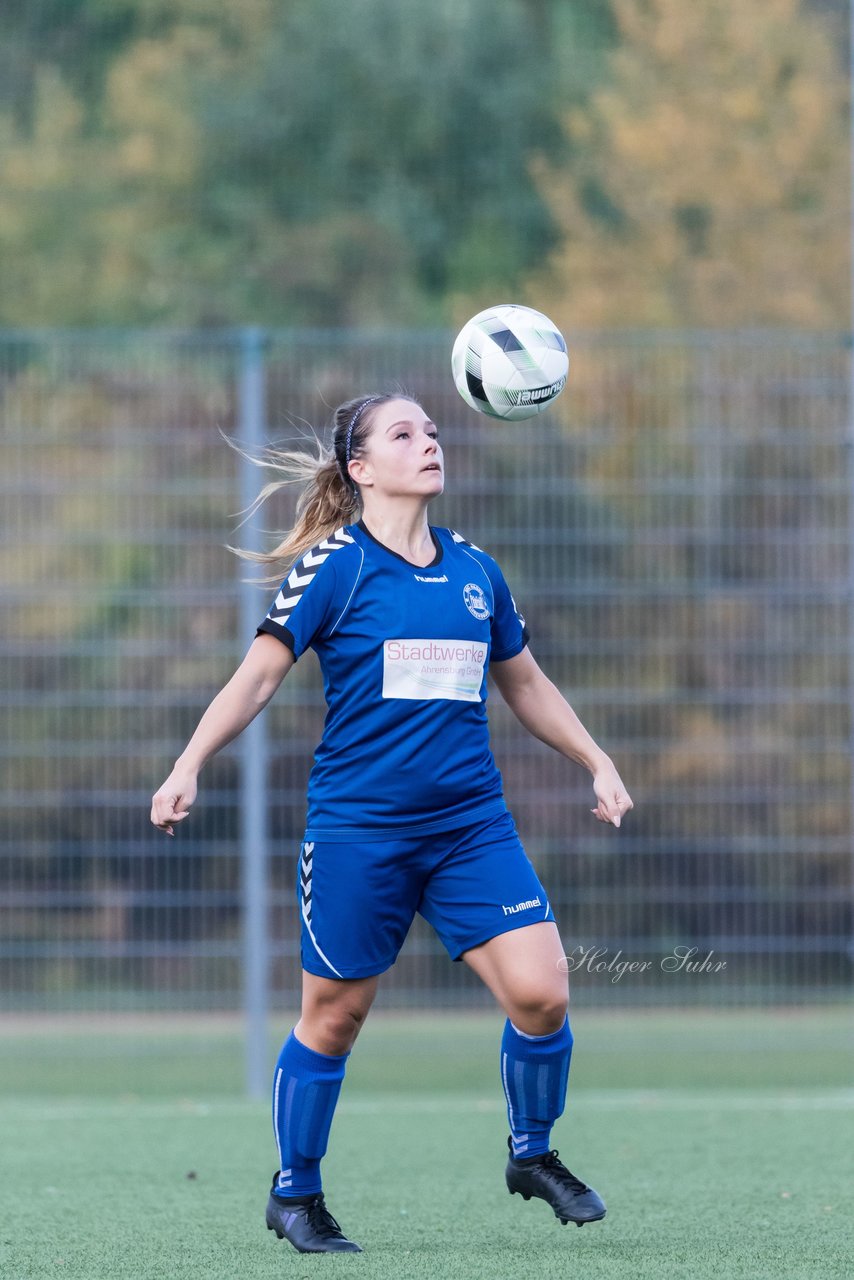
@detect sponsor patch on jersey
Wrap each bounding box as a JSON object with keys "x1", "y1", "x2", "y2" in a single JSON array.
[
  {"x1": 463, "y1": 582, "x2": 490, "y2": 620},
  {"x1": 382, "y1": 638, "x2": 487, "y2": 702}
]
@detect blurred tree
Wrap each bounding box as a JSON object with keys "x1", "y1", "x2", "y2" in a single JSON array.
[
  {"x1": 0, "y1": 0, "x2": 273, "y2": 115},
  {"x1": 201, "y1": 0, "x2": 565, "y2": 324},
  {"x1": 0, "y1": 31, "x2": 217, "y2": 325},
  {"x1": 0, "y1": 0, "x2": 612, "y2": 326},
  {"x1": 532, "y1": 0, "x2": 848, "y2": 328},
  {"x1": 0, "y1": 0, "x2": 138, "y2": 121}
]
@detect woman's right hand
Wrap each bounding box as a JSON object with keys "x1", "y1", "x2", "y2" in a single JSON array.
[
  {"x1": 150, "y1": 767, "x2": 198, "y2": 836},
  {"x1": 148, "y1": 635, "x2": 294, "y2": 837}
]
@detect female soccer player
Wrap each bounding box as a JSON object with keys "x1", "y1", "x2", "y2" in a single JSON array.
[{"x1": 150, "y1": 393, "x2": 633, "y2": 1254}]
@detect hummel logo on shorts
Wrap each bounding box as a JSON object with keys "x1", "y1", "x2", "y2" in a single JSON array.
[{"x1": 501, "y1": 897, "x2": 541, "y2": 916}]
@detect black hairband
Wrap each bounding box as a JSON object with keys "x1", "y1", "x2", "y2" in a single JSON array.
[{"x1": 344, "y1": 396, "x2": 381, "y2": 469}]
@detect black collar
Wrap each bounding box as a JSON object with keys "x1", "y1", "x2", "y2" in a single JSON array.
[{"x1": 357, "y1": 519, "x2": 443, "y2": 569}]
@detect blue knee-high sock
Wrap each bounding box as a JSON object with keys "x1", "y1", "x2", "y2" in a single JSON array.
[
  {"x1": 501, "y1": 1015, "x2": 573, "y2": 1160},
  {"x1": 271, "y1": 1030, "x2": 349, "y2": 1198}
]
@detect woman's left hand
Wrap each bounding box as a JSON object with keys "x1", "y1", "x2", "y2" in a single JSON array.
[{"x1": 590, "y1": 757, "x2": 633, "y2": 828}]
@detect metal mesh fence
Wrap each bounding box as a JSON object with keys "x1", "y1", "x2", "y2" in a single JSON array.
[{"x1": 1, "y1": 328, "x2": 852, "y2": 1011}]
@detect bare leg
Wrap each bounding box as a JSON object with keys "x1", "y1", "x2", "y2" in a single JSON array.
[
  {"x1": 461, "y1": 921, "x2": 569, "y2": 1033},
  {"x1": 462, "y1": 922, "x2": 579, "y2": 1170},
  {"x1": 269, "y1": 970, "x2": 380, "y2": 1209},
  {"x1": 295, "y1": 970, "x2": 380, "y2": 1054}
]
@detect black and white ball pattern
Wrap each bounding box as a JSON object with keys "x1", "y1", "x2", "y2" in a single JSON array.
[{"x1": 451, "y1": 304, "x2": 569, "y2": 421}]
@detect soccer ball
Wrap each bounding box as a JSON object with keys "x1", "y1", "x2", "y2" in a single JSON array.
[{"x1": 451, "y1": 303, "x2": 569, "y2": 421}]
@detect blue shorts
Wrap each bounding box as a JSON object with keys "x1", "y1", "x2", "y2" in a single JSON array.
[{"x1": 296, "y1": 810, "x2": 556, "y2": 980}]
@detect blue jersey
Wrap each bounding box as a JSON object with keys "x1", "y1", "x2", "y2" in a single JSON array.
[{"x1": 256, "y1": 520, "x2": 529, "y2": 839}]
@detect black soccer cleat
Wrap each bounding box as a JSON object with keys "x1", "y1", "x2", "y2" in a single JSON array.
[
  {"x1": 505, "y1": 1136, "x2": 606, "y2": 1227},
  {"x1": 265, "y1": 1176, "x2": 362, "y2": 1253}
]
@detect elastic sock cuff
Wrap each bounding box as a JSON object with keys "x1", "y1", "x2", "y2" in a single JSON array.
[
  {"x1": 288, "y1": 1029, "x2": 350, "y2": 1072},
  {"x1": 508, "y1": 1014, "x2": 569, "y2": 1045}
]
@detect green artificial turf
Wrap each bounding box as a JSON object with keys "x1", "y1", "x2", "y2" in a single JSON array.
[
  {"x1": 2, "y1": 1007, "x2": 851, "y2": 1097},
  {"x1": 0, "y1": 1007, "x2": 851, "y2": 1279}
]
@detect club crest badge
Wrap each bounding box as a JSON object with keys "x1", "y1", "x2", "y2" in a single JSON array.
[{"x1": 463, "y1": 582, "x2": 490, "y2": 620}]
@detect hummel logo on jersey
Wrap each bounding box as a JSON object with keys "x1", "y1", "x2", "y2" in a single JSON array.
[
  {"x1": 501, "y1": 896, "x2": 541, "y2": 916},
  {"x1": 414, "y1": 573, "x2": 448, "y2": 583}
]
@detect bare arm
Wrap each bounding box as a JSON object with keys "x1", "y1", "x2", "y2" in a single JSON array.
[
  {"x1": 150, "y1": 633, "x2": 294, "y2": 835},
  {"x1": 490, "y1": 646, "x2": 633, "y2": 828}
]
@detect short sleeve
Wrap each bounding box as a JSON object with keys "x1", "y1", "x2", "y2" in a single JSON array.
[
  {"x1": 256, "y1": 550, "x2": 339, "y2": 660},
  {"x1": 487, "y1": 560, "x2": 530, "y2": 661}
]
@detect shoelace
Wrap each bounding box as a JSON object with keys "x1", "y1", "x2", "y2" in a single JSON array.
[
  {"x1": 305, "y1": 1196, "x2": 346, "y2": 1239},
  {"x1": 540, "y1": 1150, "x2": 590, "y2": 1193}
]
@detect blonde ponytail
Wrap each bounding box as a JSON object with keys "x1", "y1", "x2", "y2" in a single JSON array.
[
  {"x1": 227, "y1": 393, "x2": 408, "y2": 586},
  {"x1": 226, "y1": 435, "x2": 360, "y2": 586}
]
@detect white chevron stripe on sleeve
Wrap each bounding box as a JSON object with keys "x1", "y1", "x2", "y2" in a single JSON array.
[
  {"x1": 302, "y1": 548, "x2": 330, "y2": 568},
  {"x1": 262, "y1": 533, "x2": 353, "y2": 631},
  {"x1": 273, "y1": 593, "x2": 302, "y2": 613},
  {"x1": 450, "y1": 529, "x2": 484, "y2": 552}
]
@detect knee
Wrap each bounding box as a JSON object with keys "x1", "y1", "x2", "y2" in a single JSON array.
[
  {"x1": 302, "y1": 997, "x2": 371, "y2": 1055},
  {"x1": 506, "y1": 983, "x2": 569, "y2": 1038}
]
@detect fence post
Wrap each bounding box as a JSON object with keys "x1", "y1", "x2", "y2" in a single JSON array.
[
  {"x1": 237, "y1": 326, "x2": 270, "y2": 1099},
  {"x1": 848, "y1": 0, "x2": 854, "y2": 978}
]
